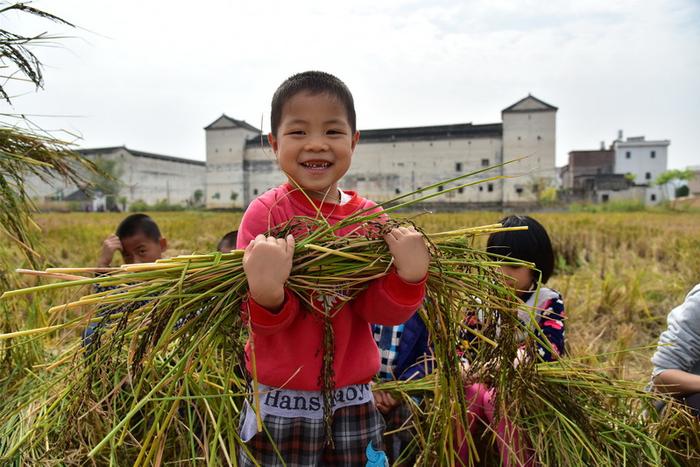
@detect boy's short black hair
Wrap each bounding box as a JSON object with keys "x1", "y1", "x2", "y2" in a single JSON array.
[
  {"x1": 486, "y1": 215, "x2": 555, "y2": 283},
  {"x1": 270, "y1": 71, "x2": 356, "y2": 136},
  {"x1": 217, "y1": 230, "x2": 238, "y2": 251},
  {"x1": 116, "y1": 213, "x2": 161, "y2": 242}
]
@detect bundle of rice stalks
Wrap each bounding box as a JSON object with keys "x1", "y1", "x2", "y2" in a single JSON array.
[{"x1": 0, "y1": 202, "x2": 521, "y2": 464}]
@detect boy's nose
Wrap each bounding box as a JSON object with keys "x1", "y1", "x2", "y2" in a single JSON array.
[{"x1": 304, "y1": 140, "x2": 330, "y2": 152}]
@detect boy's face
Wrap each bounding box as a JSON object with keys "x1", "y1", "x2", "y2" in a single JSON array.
[
  {"x1": 120, "y1": 232, "x2": 167, "y2": 264},
  {"x1": 269, "y1": 91, "x2": 360, "y2": 201}
]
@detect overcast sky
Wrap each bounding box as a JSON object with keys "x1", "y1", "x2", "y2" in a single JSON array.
[{"x1": 5, "y1": 0, "x2": 699, "y2": 168}]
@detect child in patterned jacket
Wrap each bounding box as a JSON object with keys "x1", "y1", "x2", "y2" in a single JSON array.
[{"x1": 458, "y1": 215, "x2": 565, "y2": 466}]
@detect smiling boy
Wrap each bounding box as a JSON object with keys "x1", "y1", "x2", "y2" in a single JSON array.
[{"x1": 236, "y1": 71, "x2": 430, "y2": 466}]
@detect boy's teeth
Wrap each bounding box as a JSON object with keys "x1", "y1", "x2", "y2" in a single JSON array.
[{"x1": 302, "y1": 161, "x2": 330, "y2": 168}]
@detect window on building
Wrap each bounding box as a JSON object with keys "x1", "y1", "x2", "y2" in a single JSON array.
[
  {"x1": 515, "y1": 187, "x2": 524, "y2": 195},
  {"x1": 397, "y1": 162, "x2": 405, "y2": 167},
  {"x1": 213, "y1": 192, "x2": 220, "y2": 199},
  {"x1": 487, "y1": 183, "x2": 494, "y2": 192},
  {"x1": 645, "y1": 172, "x2": 651, "y2": 180},
  {"x1": 438, "y1": 185, "x2": 444, "y2": 192},
  {"x1": 458, "y1": 187, "x2": 464, "y2": 194},
  {"x1": 602, "y1": 194, "x2": 609, "y2": 203},
  {"x1": 253, "y1": 189, "x2": 258, "y2": 195},
  {"x1": 481, "y1": 158, "x2": 489, "y2": 167},
  {"x1": 651, "y1": 151, "x2": 656, "y2": 158},
  {"x1": 537, "y1": 135, "x2": 542, "y2": 140},
  {"x1": 455, "y1": 162, "x2": 462, "y2": 172},
  {"x1": 517, "y1": 136, "x2": 521, "y2": 141},
  {"x1": 625, "y1": 151, "x2": 631, "y2": 159},
  {"x1": 395, "y1": 188, "x2": 401, "y2": 194},
  {"x1": 651, "y1": 194, "x2": 657, "y2": 202},
  {"x1": 479, "y1": 186, "x2": 484, "y2": 192}
]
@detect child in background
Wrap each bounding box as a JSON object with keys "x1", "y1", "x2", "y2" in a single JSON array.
[
  {"x1": 458, "y1": 215, "x2": 565, "y2": 466},
  {"x1": 96, "y1": 213, "x2": 167, "y2": 268},
  {"x1": 372, "y1": 312, "x2": 433, "y2": 464},
  {"x1": 217, "y1": 230, "x2": 238, "y2": 253},
  {"x1": 84, "y1": 213, "x2": 167, "y2": 347},
  {"x1": 236, "y1": 71, "x2": 430, "y2": 466},
  {"x1": 651, "y1": 283, "x2": 700, "y2": 417}
]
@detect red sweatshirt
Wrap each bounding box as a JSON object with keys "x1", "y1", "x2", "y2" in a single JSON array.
[{"x1": 236, "y1": 183, "x2": 426, "y2": 390}]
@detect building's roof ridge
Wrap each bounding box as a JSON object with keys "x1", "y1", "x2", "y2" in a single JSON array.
[
  {"x1": 78, "y1": 146, "x2": 205, "y2": 166},
  {"x1": 204, "y1": 114, "x2": 260, "y2": 132},
  {"x1": 502, "y1": 94, "x2": 558, "y2": 113},
  {"x1": 244, "y1": 122, "x2": 503, "y2": 148}
]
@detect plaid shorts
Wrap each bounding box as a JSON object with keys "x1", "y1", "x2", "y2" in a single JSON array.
[{"x1": 238, "y1": 400, "x2": 387, "y2": 466}]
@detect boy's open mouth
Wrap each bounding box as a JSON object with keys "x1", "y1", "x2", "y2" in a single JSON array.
[{"x1": 300, "y1": 160, "x2": 332, "y2": 170}]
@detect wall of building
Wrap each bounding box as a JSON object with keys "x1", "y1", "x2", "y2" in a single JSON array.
[
  {"x1": 205, "y1": 126, "x2": 258, "y2": 208},
  {"x1": 245, "y1": 145, "x2": 286, "y2": 204},
  {"x1": 502, "y1": 106, "x2": 557, "y2": 205},
  {"x1": 25, "y1": 147, "x2": 206, "y2": 209},
  {"x1": 613, "y1": 138, "x2": 669, "y2": 204},
  {"x1": 117, "y1": 149, "x2": 205, "y2": 206},
  {"x1": 346, "y1": 136, "x2": 503, "y2": 203},
  {"x1": 597, "y1": 186, "x2": 646, "y2": 204}
]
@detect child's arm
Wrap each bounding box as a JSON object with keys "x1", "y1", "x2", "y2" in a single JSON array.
[
  {"x1": 534, "y1": 294, "x2": 565, "y2": 362},
  {"x1": 97, "y1": 234, "x2": 122, "y2": 267},
  {"x1": 653, "y1": 369, "x2": 700, "y2": 395},
  {"x1": 652, "y1": 284, "x2": 700, "y2": 394}
]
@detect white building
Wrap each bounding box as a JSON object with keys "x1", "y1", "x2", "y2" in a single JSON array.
[
  {"x1": 205, "y1": 95, "x2": 558, "y2": 209},
  {"x1": 27, "y1": 146, "x2": 206, "y2": 210},
  {"x1": 27, "y1": 95, "x2": 558, "y2": 211},
  {"x1": 613, "y1": 134, "x2": 670, "y2": 204}
]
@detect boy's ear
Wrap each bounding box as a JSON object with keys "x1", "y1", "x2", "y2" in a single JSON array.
[
  {"x1": 268, "y1": 132, "x2": 278, "y2": 153},
  {"x1": 159, "y1": 237, "x2": 167, "y2": 253},
  {"x1": 351, "y1": 131, "x2": 360, "y2": 151}
]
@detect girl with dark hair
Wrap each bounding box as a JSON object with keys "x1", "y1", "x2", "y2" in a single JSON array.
[{"x1": 457, "y1": 215, "x2": 566, "y2": 466}]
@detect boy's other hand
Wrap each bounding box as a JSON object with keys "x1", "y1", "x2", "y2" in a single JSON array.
[
  {"x1": 373, "y1": 389, "x2": 400, "y2": 414},
  {"x1": 98, "y1": 234, "x2": 122, "y2": 267},
  {"x1": 384, "y1": 226, "x2": 430, "y2": 283},
  {"x1": 243, "y1": 234, "x2": 295, "y2": 311}
]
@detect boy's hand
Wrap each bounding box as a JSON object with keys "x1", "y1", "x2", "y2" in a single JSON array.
[
  {"x1": 98, "y1": 234, "x2": 122, "y2": 267},
  {"x1": 373, "y1": 389, "x2": 400, "y2": 414},
  {"x1": 243, "y1": 234, "x2": 295, "y2": 311},
  {"x1": 384, "y1": 226, "x2": 430, "y2": 283}
]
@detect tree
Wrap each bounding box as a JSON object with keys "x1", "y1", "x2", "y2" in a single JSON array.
[
  {"x1": 90, "y1": 158, "x2": 123, "y2": 211},
  {"x1": 655, "y1": 169, "x2": 694, "y2": 201},
  {"x1": 193, "y1": 189, "x2": 203, "y2": 206}
]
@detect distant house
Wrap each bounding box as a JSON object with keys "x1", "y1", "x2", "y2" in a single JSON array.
[
  {"x1": 560, "y1": 131, "x2": 670, "y2": 205},
  {"x1": 613, "y1": 134, "x2": 670, "y2": 204},
  {"x1": 63, "y1": 188, "x2": 107, "y2": 211},
  {"x1": 562, "y1": 147, "x2": 615, "y2": 190},
  {"x1": 26, "y1": 146, "x2": 206, "y2": 210}
]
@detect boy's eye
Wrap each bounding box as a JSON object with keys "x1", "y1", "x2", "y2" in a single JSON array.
[
  {"x1": 286, "y1": 130, "x2": 305, "y2": 135},
  {"x1": 327, "y1": 129, "x2": 345, "y2": 135}
]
